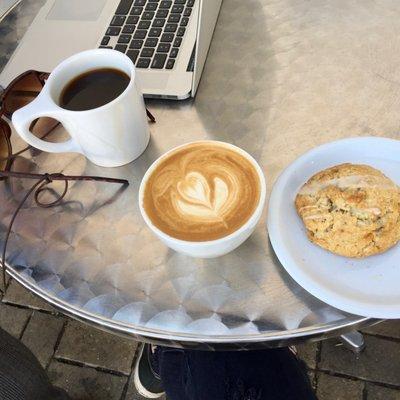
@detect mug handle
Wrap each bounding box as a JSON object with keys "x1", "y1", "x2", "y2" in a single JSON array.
[{"x1": 12, "y1": 95, "x2": 81, "y2": 154}]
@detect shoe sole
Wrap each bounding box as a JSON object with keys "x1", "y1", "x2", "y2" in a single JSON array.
[{"x1": 133, "y1": 344, "x2": 165, "y2": 399}]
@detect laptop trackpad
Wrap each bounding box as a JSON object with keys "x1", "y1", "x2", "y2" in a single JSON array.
[{"x1": 46, "y1": 0, "x2": 106, "y2": 21}]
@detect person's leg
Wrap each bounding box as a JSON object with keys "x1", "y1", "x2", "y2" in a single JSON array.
[
  {"x1": 0, "y1": 328, "x2": 70, "y2": 400},
  {"x1": 157, "y1": 346, "x2": 317, "y2": 400}
]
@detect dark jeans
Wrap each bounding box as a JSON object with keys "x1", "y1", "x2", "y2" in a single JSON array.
[
  {"x1": 0, "y1": 326, "x2": 316, "y2": 400},
  {"x1": 157, "y1": 346, "x2": 317, "y2": 400}
]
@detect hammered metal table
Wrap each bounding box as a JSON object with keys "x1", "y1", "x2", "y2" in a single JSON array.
[{"x1": 3, "y1": 0, "x2": 395, "y2": 350}]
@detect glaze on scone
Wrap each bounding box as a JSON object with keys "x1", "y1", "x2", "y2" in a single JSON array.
[{"x1": 295, "y1": 163, "x2": 400, "y2": 258}]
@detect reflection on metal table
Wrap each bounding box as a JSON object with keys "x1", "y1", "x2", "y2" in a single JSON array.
[{"x1": 5, "y1": 0, "x2": 399, "y2": 349}]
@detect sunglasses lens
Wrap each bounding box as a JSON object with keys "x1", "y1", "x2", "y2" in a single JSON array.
[
  {"x1": 30, "y1": 117, "x2": 59, "y2": 140},
  {"x1": 3, "y1": 73, "x2": 43, "y2": 117},
  {"x1": 0, "y1": 120, "x2": 11, "y2": 172},
  {"x1": 3, "y1": 72, "x2": 59, "y2": 146}
]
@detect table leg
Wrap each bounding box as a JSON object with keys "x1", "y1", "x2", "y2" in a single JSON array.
[{"x1": 340, "y1": 331, "x2": 365, "y2": 353}]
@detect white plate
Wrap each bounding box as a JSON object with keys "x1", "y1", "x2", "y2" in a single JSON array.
[{"x1": 267, "y1": 137, "x2": 400, "y2": 319}]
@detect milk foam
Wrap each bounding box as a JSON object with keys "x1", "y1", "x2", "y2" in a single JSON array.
[{"x1": 143, "y1": 142, "x2": 261, "y2": 241}]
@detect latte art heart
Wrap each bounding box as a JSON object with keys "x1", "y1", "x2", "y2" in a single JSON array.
[
  {"x1": 177, "y1": 172, "x2": 213, "y2": 209},
  {"x1": 143, "y1": 142, "x2": 261, "y2": 241},
  {"x1": 176, "y1": 172, "x2": 231, "y2": 222}
]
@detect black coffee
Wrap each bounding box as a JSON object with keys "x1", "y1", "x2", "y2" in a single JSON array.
[{"x1": 59, "y1": 68, "x2": 130, "y2": 111}]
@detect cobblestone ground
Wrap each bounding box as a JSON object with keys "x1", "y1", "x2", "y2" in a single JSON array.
[{"x1": 1, "y1": 279, "x2": 399, "y2": 400}]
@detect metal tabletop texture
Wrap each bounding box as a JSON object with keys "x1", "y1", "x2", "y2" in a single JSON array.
[{"x1": 4, "y1": 0, "x2": 397, "y2": 349}]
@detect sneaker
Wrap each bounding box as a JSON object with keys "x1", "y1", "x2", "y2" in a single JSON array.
[{"x1": 133, "y1": 343, "x2": 165, "y2": 398}]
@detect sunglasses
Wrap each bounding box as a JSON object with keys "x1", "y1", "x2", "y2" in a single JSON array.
[{"x1": 0, "y1": 70, "x2": 61, "y2": 177}]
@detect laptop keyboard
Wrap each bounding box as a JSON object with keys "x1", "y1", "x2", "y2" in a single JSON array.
[{"x1": 99, "y1": 0, "x2": 195, "y2": 70}]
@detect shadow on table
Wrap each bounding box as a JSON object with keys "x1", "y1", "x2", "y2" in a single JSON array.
[{"x1": 194, "y1": 0, "x2": 276, "y2": 161}]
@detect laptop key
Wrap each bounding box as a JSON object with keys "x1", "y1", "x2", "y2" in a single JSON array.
[
  {"x1": 137, "y1": 58, "x2": 151, "y2": 68},
  {"x1": 174, "y1": 0, "x2": 186, "y2": 3},
  {"x1": 180, "y1": 17, "x2": 189, "y2": 26},
  {"x1": 134, "y1": 30, "x2": 147, "y2": 39},
  {"x1": 159, "y1": 1, "x2": 172, "y2": 8},
  {"x1": 130, "y1": 6, "x2": 143, "y2": 14},
  {"x1": 127, "y1": 15, "x2": 139, "y2": 24},
  {"x1": 151, "y1": 53, "x2": 167, "y2": 68},
  {"x1": 106, "y1": 26, "x2": 121, "y2": 35},
  {"x1": 149, "y1": 28, "x2": 162, "y2": 37},
  {"x1": 156, "y1": 9, "x2": 168, "y2": 17},
  {"x1": 164, "y1": 23, "x2": 177, "y2": 32},
  {"x1": 146, "y1": 2, "x2": 158, "y2": 10},
  {"x1": 118, "y1": 34, "x2": 132, "y2": 43},
  {"x1": 187, "y1": 0, "x2": 194, "y2": 5},
  {"x1": 118, "y1": 35, "x2": 132, "y2": 43},
  {"x1": 130, "y1": 39, "x2": 144, "y2": 48},
  {"x1": 169, "y1": 47, "x2": 179, "y2": 58},
  {"x1": 166, "y1": 58, "x2": 175, "y2": 69},
  {"x1": 99, "y1": 46, "x2": 112, "y2": 49},
  {"x1": 122, "y1": 24, "x2": 136, "y2": 34},
  {"x1": 171, "y1": 5, "x2": 184, "y2": 13},
  {"x1": 153, "y1": 18, "x2": 165, "y2": 27},
  {"x1": 134, "y1": 0, "x2": 146, "y2": 5},
  {"x1": 184, "y1": 7, "x2": 192, "y2": 16},
  {"x1": 138, "y1": 20, "x2": 151, "y2": 29},
  {"x1": 145, "y1": 37, "x2": 158, "y2": 47},
  {"x1": 101, "y1": 36, "x2": 110, "y2": 45},
  {"x1": 115, "y1": 44, "x2": 128, "y2": 52},
  {"x1": 149, "y1": 0, "x2": 160, "y2": 1},
  {"x1": 173, "y1": 37, "x2": 182, "y2": 47},
  {"x1": 161, "y1": 33, "x2": 174, "y2": 42},
  {"x1": 157, "y1": 43, "x2": 171, "y2": 52},
  {"x1": 177, "y1": 27, "x2": 185, "y2": 36},
  {"x1": 141, "y1": 47, "x2": 155, "y2": 57},
  {"x1": 142, "y1": 11, "x2": 155, "y2": 19},
  {"x1": 126, "y1": 49, "x2": 140, "y2": 63},
  {"x1": 168, "y1": 14, "x2": 180, "y2": 23},
  {"x1": 111, "y1": 15, "x2": 126, "y2": 26},
  {"x1": 116, "y1": 0, "x2": 134, "y2": 14}
]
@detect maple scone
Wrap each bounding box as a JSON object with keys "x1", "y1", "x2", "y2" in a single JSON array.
[{"x1": 295, "y1": 163, "x2": 400, "y2": 258}]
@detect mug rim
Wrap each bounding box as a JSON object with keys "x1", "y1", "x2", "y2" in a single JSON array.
[
  {"x1": 138, "y1": 140, "x2": 267, "y2": 246},
  {"x1": 43, "y1": 49, "x2": 136, "y2": 114}
]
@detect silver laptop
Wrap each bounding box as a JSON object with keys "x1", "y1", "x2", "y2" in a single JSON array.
[{"x1": 0, "y1": 0, "x2": 222, "y2": 99}]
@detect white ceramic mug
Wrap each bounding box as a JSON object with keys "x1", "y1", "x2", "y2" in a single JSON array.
[
  {"x1": 12, "y1": 49, "x2": 150, "y2": 167},
  {"x1": 139, "y1": 141, "x2": 267, "y2": 258}
]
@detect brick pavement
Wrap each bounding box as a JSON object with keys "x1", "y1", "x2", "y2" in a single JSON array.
[{"x1": 1, "y1": 279, "x2": 399, "y2": 400}]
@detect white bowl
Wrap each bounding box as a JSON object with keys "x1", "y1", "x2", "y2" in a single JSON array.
[{"x1": 139, "y1": 140, "x2": 266, "y2": 258}]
